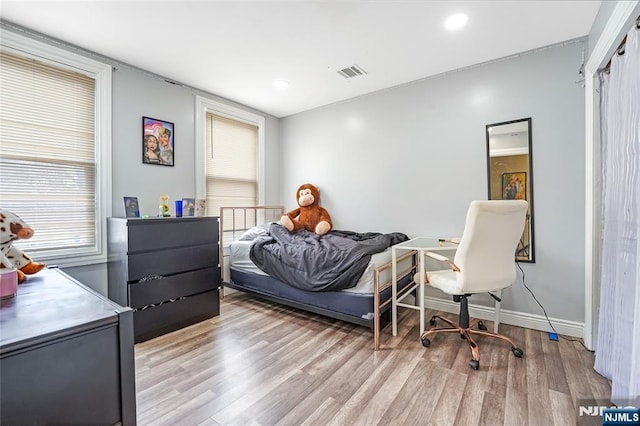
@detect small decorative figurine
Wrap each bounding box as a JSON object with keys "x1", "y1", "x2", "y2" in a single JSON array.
[{"x1": 159, "y1": 195, "x2": 170, "y2": 217}]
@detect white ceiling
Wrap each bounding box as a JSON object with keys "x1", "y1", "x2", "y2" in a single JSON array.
[{"x1": 0, "y1": 1, "x2": 601, "y2": 118}]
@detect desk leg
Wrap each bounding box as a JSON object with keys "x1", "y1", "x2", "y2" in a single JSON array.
[
  {"x1": 391, "y1": 248, "x2": 398, "y2": 337},
  {"x1": 494, "y1": 289, "x2": 502, "y2": 333},
  {"x1": 419, "y1": 249, "x2": 425, "y2": 337},
  {"x1": 374, "y1": 271, "x2": 380, "y2": 350}
]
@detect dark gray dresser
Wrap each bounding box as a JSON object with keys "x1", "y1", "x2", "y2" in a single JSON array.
[
  {"x1": 0, "y1": 267, "x2": 136, "y2": 426},
  {"x1": 107, "y1": 216, "x2": 220, "y2": 343}
]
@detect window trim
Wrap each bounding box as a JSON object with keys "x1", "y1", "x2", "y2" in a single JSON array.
[
  {"x1": 194, "y1": 96, "x2": 265, "y2": 205},
  {"x1": 0, "y1": 27, "x2": 112, "y2": 267}
]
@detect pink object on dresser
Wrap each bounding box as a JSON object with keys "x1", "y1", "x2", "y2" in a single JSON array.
[{"x1": 0, "y1": 268, "x2": 18, "y2": 300}]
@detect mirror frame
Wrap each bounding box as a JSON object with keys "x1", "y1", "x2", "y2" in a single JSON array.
[{"x1": 485, "y1": 117, "x2": 535, "y2": 263}]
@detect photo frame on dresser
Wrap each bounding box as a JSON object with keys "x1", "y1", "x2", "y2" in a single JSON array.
[
  {"x1": 123, "y1": 196, "x2": 140, "y2": 218},
  {"x1": 142, "y1": 116, "x2": 174, "y2": 166},
  {"x1": 182, "y1": 198, "x2": 196, "y2": 216}
]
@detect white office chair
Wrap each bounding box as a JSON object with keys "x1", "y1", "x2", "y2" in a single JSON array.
[{"x1": 418, "y1": 200, "x2": 528, "y2": 370}]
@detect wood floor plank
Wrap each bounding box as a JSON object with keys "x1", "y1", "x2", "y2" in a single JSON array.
[
  {"x1": 298, "y1": 397, "x2": 338, "y2": 426},
  {"x1": 425, "y1": 368, "x2": 468, "y2": 426},
  {"x1": 208, "y1": 327, "x2": 344, "y2": 425},
  {"x1": 484, "y1": 338, "x2": 509, "y2": 399},
  {"x1": 452, "y1": 370, "x2": 486, "y2": 425},
  {"x1": 506, "y1": 326, "x2": 528, "y2": 394},
  {"x1": 400, "y1": 376, "x2": 448, "y2": 426},
  {"x1": 527, "y1": 393, "x2": 555, "y2": 426},
  {"x1": 549, "y1": 388, "x2": 578, "y2": 426},
  {"x1": 376, "y1": 362, "x2": 441, "y2": 425},
  {"x1": 524, "y1": 328, "x2": 555, "y2": 426},
  {"x1": 134, "y1": 293, "x2": 611, "y2": 425},
  {"x1": 153, "y1": 390, "x2": 218, "y2": 426},
  {"x1": 503, "y1": 387, "x2": 528, "y2": 426},
  {"x1": 324, "y1": 350, "x2": 406, "y2": 424},
  {"x1": 196, "y1": 417, "x2": 222, "y2": 426},
  {"x1": 479, "y1": 389, "x2": 505, "y2": 426},
  {"x1": 274, "y1": 336, "x2": 372, "y2": 425},
  {"x1": 558, "y1": 336, "x2": 598, "y2": 405},
  {"x1": 234, "y1": 334, "x2": 366, "y2": 424},
  {"x1": 576, "y1": 342, "x2": 612, "y2": 406},
  {"x1": 542, "y1": 333, "x2": 571, "y2": 395},
  {"x1": 335, "y1": 350, "x2": 423, "y2": 425},
  {"x1": 525, "y1": 327, "x2": 551, "y2": 397}
]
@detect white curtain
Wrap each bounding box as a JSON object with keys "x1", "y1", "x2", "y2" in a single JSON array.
[{"x1": 595, "y1": 21, "x2": 640, "y2": 407}]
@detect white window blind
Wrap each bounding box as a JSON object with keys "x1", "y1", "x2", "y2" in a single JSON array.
[
  {"x1": 0, "y1": 50, "x2": 98, "y2": 257},
  {"x1": 205, "y1": 113, "x2": 257, "y2": 218}
]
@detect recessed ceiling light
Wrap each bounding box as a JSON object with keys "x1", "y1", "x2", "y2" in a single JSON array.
[
  {"x1": 273, "y1": 79, "x2": 289, "y2": 89},
  {"x1": 445, "y1": 13, "x2": 468, "y2": 30}
]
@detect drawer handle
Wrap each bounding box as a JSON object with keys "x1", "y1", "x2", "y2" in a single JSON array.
[
  {"x1": 135, "y1": 296, "x2": 187, "y2": 312},
  {"x1": 138, "y1": 274, "x2": 163, "y2": 283}
]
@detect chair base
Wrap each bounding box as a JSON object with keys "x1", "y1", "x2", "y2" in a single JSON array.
[{"x1": 420, "y1": 314, "x2": 524, "y2": 370}]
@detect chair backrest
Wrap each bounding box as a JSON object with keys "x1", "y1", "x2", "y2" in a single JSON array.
[{"x1": 453, "y1": 200, "x2": 528, "y2": 293}]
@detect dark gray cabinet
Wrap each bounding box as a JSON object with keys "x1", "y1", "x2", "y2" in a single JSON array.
[
  {"x1": 0, "y1": 267, "x2": 136, "y2": 426},
  {"x1": 107, "y1": 216, "x2": 220, "y2": 343}
]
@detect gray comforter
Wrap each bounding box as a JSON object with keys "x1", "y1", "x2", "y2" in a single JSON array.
[{"x1": 249, "y1": 223, "x2": 408, "y2": 292}]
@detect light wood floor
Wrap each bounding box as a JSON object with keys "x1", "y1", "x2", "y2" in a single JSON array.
[{"x1": 135, "y1": 293, "x2": 611, "y2": 426}]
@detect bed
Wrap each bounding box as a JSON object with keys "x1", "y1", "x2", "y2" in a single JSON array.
[{"x1": 220, "y1": 206, "x2": 417, "y2": 350}]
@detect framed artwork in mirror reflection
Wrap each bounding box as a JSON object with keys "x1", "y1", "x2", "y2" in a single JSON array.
[
  {"x1": 502, "y1": 172, "x2": 526, "y2": 201},
  {"x1": 142, "y1": 116, "x2": 174, "y2": 166}
]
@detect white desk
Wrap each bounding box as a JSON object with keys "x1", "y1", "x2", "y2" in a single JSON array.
[{"x1": 391, "y1": 237, "x2": 458, "y2": 337}]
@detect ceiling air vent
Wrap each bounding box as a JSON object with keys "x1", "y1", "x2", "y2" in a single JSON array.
[{"x1": 337, "y1": 64, "x2": 367, "y2": 79}]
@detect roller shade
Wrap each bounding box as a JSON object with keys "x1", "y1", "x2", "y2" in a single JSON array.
[
  {"x1": 0, "y1": 50, "x2": 97, "y2": 254},
  {"x1": 205, "y1": 113, "x2": 257, "y2": 218}
]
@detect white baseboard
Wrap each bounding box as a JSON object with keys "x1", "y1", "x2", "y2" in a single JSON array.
[{"x1": 424, "y1": 296, "x2": 584, "y2": 338}]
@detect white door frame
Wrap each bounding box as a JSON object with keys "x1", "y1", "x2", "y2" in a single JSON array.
[{"x1": 584, "y1": 1, "x2": 640, "y2": 350}]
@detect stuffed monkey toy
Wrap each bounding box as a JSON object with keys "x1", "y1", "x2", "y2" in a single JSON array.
[
  {"x1": 281, "y1": 183, "x2": 333, "y2": 236},
  {"x1": 0, "y1": 209, "x2": 46, "y2": 283}
]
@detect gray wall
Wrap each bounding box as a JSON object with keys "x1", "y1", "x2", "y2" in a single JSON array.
[
  {"x1": 63, "y1": 58, "x2": 281, "y2": 295},
  {"x1": 280, "y1": 39, "x2": 587, "y2": 323},
  {"x1": 110, "y1": 67, "x2": 281, "y2": 219}
]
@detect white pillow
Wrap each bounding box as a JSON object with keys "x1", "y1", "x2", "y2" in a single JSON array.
[{"x1": 237, "y1": 223, "x2": 271, "y2": 241}]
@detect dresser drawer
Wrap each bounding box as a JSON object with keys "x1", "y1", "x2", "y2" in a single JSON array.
[
  {"x1": 133, "y1": 290, "x2": 219, "y2": 343},
  {"x1": 128, "y1": 267, "x2": 220, "y2": 309},
  {"x1": 127, "y1": 243, "x2": 218, "y2": 282},
  {"x1": 107, "y1": 216, "x2": 221, "y2": 344},
  {"x1": 127, "y1": 218, "x2": 219, "y2": 253}
]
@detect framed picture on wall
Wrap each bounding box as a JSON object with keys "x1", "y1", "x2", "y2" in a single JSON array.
[
  {"x1": 501, "y1": 172, "x2": 526, "y2": 200},
  {"x1": 142, "y1": 116, "x2": 174, "y2": 166}
]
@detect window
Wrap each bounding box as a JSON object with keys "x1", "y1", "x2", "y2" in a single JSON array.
[
  {"x1": 205, "y1": 113, "x2": 258, "y2": 215},
  {"x1": 0, "y1": 28, "x2": 112, "y2": 266},
  {"x1": 195, "y1": 96, "x2": 265, "y2": 219}
]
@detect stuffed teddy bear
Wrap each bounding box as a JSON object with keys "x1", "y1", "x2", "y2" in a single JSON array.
[
  {"x1": 281, "y1": 183, "x2": 333, "y2": 236},
  {"x1": 0, "y1": 209, "x2": 46, "y2": 283}
]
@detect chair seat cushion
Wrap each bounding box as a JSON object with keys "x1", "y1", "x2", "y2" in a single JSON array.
[
  {"x1": 425, "y1": 270, "x2": 462, "y2": 295},
  {"x1": 414, "y1": 270, "x2": 509, "y2": 296}
]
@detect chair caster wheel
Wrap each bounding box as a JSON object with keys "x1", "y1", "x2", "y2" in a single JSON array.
[
  {"x1": 469, "y1": 359, "x2": 480, "y2": 370},
  {"x1": 477, "y1": 321, "x2": 487, "y2": 331},
  {"x1": 429, "y1": 317, "x2": 436, "y2": 326},
  {"x1": 512, "y1": 347, "x2": 524, "y2": 358},
  {"x1": 421, "y1": 337, "x2": 431, "y2": 347}
]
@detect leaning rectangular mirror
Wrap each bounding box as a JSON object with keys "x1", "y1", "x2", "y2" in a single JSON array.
[{"x1": 486, "y1": 117, "x2": 535, "y2": 262}]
